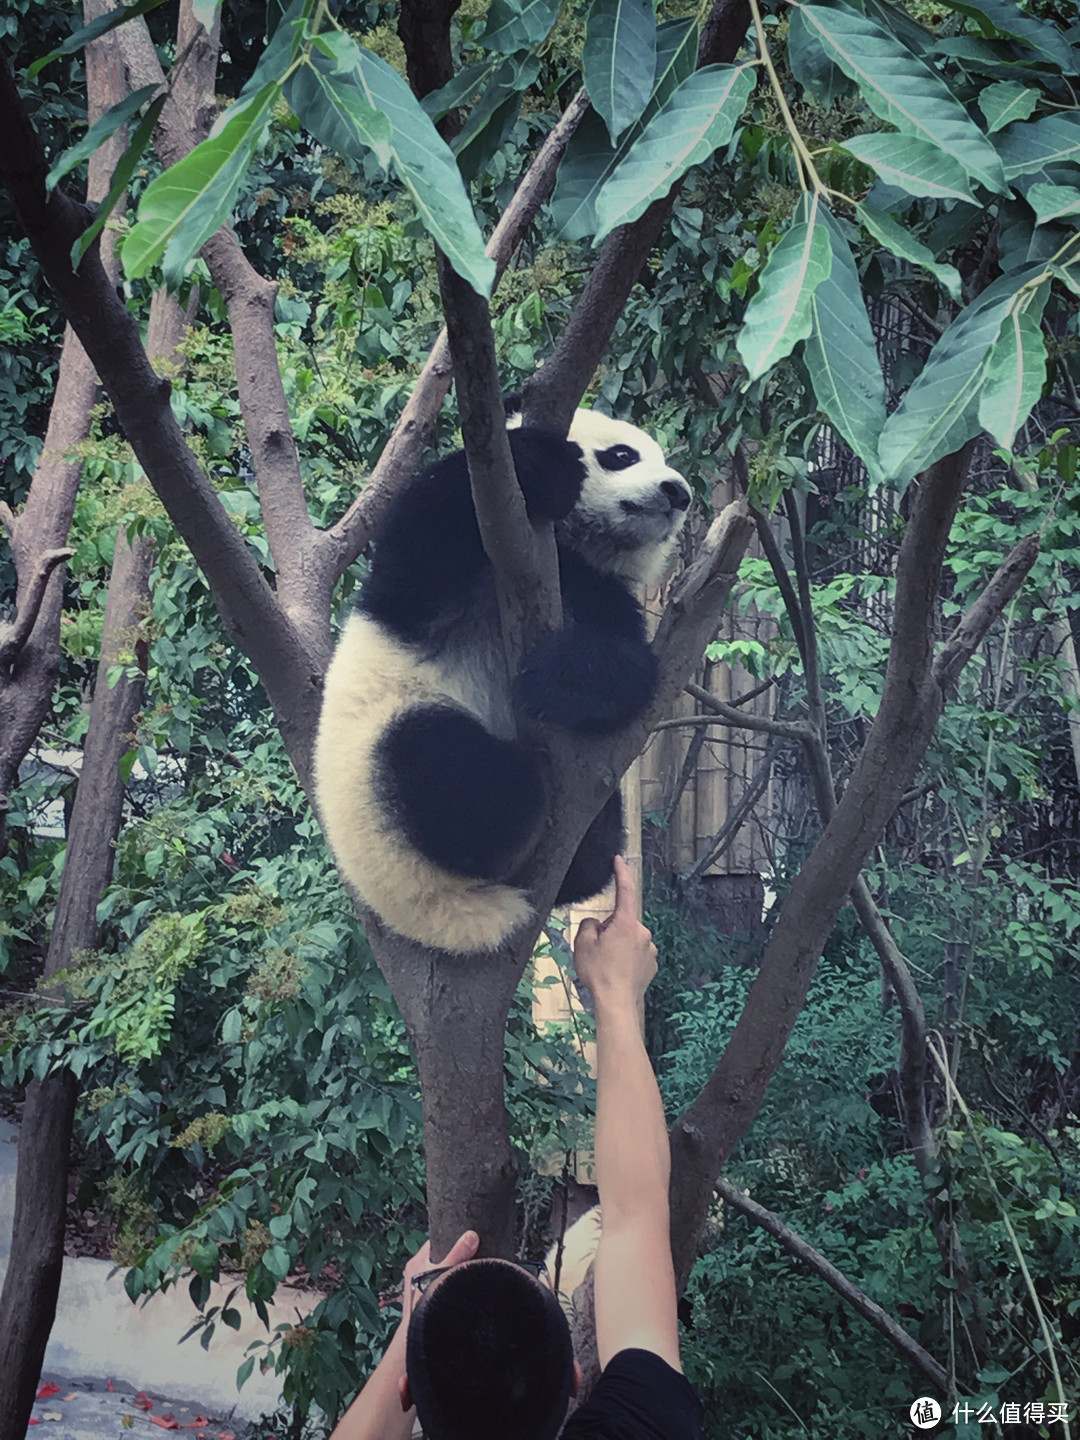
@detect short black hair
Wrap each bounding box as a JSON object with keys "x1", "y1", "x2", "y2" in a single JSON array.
[{"x1": 405, "y1": 1258, "x2": 575, "y2": 1440}]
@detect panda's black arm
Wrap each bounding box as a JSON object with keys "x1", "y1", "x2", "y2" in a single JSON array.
[
  {"x1": 358, "y1": 449, "x2": 486, "y2": 636},
  {"x1": 513, "y1": 554, "x2": 659, "y2": 735},
  {"x1": 359, "y1": 431, "x2": 586, "y2": 639}
]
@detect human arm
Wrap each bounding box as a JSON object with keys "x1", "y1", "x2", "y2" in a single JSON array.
[
  {"x1": 572, "y1": 857, "x2": 681, "y2": 1372},
  {"x1": 330, "y1": 1229, "x2": 480, "y2": 1440}
]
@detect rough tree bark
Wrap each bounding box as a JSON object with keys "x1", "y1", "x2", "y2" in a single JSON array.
[
  {"x1": 0, "y1": 491, "x2": 160, "y2": 1439},
  {"x1": 0, "y1": 0, "x2": 133, "y2": 855}
]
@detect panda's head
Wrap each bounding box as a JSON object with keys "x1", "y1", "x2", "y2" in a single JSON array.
[{"x1": 560, "y1": 410, "x2": 692, "y2": 584}]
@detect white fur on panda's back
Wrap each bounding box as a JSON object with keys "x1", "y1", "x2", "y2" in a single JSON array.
[{"x1": 314, "y1": 613, "x2": 532, "y2": 953}]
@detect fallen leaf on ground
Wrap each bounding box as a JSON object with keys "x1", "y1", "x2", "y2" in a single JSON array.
[
  {"x1": 134, "y1": 1392, "x2": 154, "y2": 1410},
  {"x1": 62, "y1": 1393, "x2": 77, "y2": 1401},
  {"x1": 107, "y1": 1379, "x2": 116, "y2": 1390},
  {"x1": 27, "y1": 1419, "x2": 41, "y2": 1427},
  {"x1": 147, "y1": 1415, "x2": 180, "y2": 1430},
  {"x1": 184, "y1": 1418, "x2": 212, "y2": 1427},
  {"x1": 41, "y1": 1412, "x2": 63, "y2": 1421},
  {"x1": 35, "y1": 1383, "x2": 61, "y2": 1400}
]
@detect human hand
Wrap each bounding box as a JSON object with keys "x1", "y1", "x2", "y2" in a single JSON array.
[
  {"x1": 572, "y1": 856, "x2": 657, "y2": 1013},
  {"x1": 400, "y1": 1228, "x2": 480, "y2": 1326}
]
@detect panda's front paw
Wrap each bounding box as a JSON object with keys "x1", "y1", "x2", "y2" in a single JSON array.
[
  {"x1": 514, "y1": 627, "x2": 657, "y2": 735},
  {"x1": 509, "y1": 430, "x2": 586, "y2": 522}
]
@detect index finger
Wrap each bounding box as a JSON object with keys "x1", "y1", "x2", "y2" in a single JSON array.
[{"x1": 611, "y1": 855, "x2": 638, "y2": 917}]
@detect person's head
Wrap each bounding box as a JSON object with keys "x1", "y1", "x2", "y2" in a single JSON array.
[{"x1": 402, "y1": 1257, "x2": 578, "y2": 1440}]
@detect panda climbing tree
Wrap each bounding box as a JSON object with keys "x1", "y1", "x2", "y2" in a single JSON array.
[
  {"x1": 2, "y1": 0, "x2": 1054, "y2": 1425},
  {"x1": 315, "y1": 405, "x2": 694, "y2": 954}
]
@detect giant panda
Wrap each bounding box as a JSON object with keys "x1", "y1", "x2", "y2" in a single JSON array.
[{"x1": 314, "y1": 407, "x2": 691, "y2": 954}]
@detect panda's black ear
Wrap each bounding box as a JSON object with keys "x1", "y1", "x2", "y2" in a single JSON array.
[{"x1": 508, "y1": 430, "x2": 586, "y2": 521}]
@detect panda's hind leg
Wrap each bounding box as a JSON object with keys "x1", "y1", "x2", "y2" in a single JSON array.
[
  {"x1": 377, "y1": 705, "x2": 547, "y2": 881},
  {"x1": 556, "y1": 792, "x2": 623, "y2": 904}
]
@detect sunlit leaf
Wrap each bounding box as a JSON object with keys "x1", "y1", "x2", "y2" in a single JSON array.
[
  {"x1": 796, "y1": 2, "x2": 1007, "y2": 193},
  {"x1": 28, "y1": 0, "x2": 171, "y2": 77},
  {"x1": 122, "y1": 82, "x2": 279, "y2": 285},
  {"x1": 1026, "y1": 183, "x2": 1080, "y2": 225},
  {"x1": 878, "y1": 268, "x2": 1044, "y2": 484},
  {"x1": 297, "y1": 33, "x2": 494, "y2": 296},
  {"x1": 855, "y1": 202, "x2": 962, "y2": 301},
  {"x1": 287, "y1": 56, "x2": 392, "y2": 169},
  {"x1": 551, "y1": 19, "x2": 697, "y2": 240},
  {"x1": 47, "y1": 84, "x2": 160, "y2": 192},
  {"x1": 842, "y1": 132, "x2": 976, "y2": 202},
  {"x1": 737, "y1": 192, "x2": 832, "y2": 382},
  {"x1": 804, "y1": 208, "x2": 886, "y2": 484},
  {"x1": 944, "y1": 0, "x2": 1075, "y2": 70},
  {"x1": 977, "y1": 80, "x2": 1039, "y2": 134},
  {"x1": 996, "y1": 113, "x2": 1080, "y2": 180},
  {"x1": 584, "y1": 0, "x2": 658, "y2": 144},
  {"x1": 977, "y1": 282, "x2": 1049, "y2": 447},
  {"x1": 787, "y1": 6, "x2": 854, "y2": 107},
  {"x1": 73, "y1": 93, "x2": 168, "y2": 270},
  {"x1": 481, "y1": 0, "x2": 561, "y2": 53},
  {"x1": 593, "y1": 63, "x2": 755, "y2": 242}
]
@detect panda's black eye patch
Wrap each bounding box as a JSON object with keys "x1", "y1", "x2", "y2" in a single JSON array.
[{"x1": 596, "y1": 444, "x2": 640, "y2": 472}]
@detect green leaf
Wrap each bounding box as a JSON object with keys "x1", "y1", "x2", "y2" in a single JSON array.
[
  {"x1": 796, "y1": 3, "x2": 1007, "y2": 193},
  {"x1": 736, "y1": 192, "x2": 833, "y2": 381},
  {"x1": 787, "y1": 6, "x2": 854, "y2": 107},
  {"x1": 878, "y1": 267, "x2": 1043, "y2": 484},
  {"x1": 842, "y1": 132, "x2": 976, "y2": 202},
  {"x1": 481, "y1": 0, "x2": 561, "y2": 53},
  {"x1": 1026, "y1": 183, "x2": 1080, "y2": 225},
  {"x1": 47, "y1": 84, "x2": 160, "y2": 192},
  {"x1": 453, "y1": 54, "x2": 539, "y2": 183},
  {"x1": 583, "y1": 0, "x2": 658, "y2": 145},
  {"x1": 855, "y1": 202, "x2": 962, "y2": 301},
  {"x1": 977, "y1": 282, "x2": 1049, "y2": 447},
  {"x1": 28, "y1": 0, "x2": 171, "y2": 78},
  {"x1": 550, "y1": 18, "x2": 697, "y2": 240},
  {"x1": 944, "y1": 0, "x2": 1075, "y2": 71},
  {"x1": 977, "y1": 80, "x2": 1039, "y2": 134},
  {"x1": 302, "y1": 34, "x2": 494, "y2": 297},
  {"x1": 286, "y1": 55, "x2": 393, "y2": 169},
  {"x1": 804, "y1": 209, "x2": 887, "y2": 481},
  {"x1": 996, "y1": 114, "x2": 1080, "y2": 181},
  {"x1": 122, "y1": 82, "x2": 279, "y2": 286},
  {"x1": 420, "y1": 61, "x2": 498, "y2": 121},
  {"x1": 73, "y1": 93, "x2": 168, "y2": 271},
  {"x1": 593, "y1": 63, "x2": 754, "y2": 243}
]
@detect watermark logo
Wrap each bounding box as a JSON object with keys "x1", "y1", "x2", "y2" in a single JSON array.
[{"x1": 910, "y1": 1397, "x2": 942, "y2": 1429}]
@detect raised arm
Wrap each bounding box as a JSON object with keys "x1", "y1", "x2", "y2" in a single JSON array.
[{"x1": 572, "y1": 857, "x2": 681, "y2": 1372}]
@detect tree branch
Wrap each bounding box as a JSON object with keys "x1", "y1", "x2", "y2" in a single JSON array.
[
  {"x1": 714, "y1": 1177, "x2": 956, "y2": 1395},
  {"x1": 682, "y1": 679, "x2": 810, "y2": 740},
  {"x1": 0, "y1": 51, "x2": 322, "y2": 788},
  {"x1": 120, "y1": 6, "x2": 328, "y2": 660},
  {"x1": 933, "y1": 532, "x2": 1040, "y2": 691},
  {"x1": 0, "y1": 548, "x2": 74, "y2": 669},
  {"x1": 519, "y1": 0, "x2": 752, "y2": 430},
  {"x1": 668, "y1": 443, "x2": 976, "y2": 1289},
  {"x1": 320, "y1": 88, "x2": 592, "y2": 580},
  {"x1": 437, "y1": 254, "x2": 561, "y2": 665}
]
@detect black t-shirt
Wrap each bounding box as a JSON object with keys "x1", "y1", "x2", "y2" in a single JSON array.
[{"x1": 561, "y1": 1349, "x2": 704, "y2": 1439}]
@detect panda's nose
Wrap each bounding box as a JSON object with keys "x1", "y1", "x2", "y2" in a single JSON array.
[{"x1": 661, "y1": 478, "x2": 691, "y2": 512}]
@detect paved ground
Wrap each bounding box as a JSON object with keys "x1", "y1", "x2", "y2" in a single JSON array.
[{"x1": 1, "y1": 1118, "x2": 309, "y2": 1438}]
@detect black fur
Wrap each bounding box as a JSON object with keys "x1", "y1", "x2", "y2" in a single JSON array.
[
  {"x1": 377, "y1": 706, "x2": 547, "y2": 880},
  {"x1": 360, "y1": 424, "x2": 669, "y2": 912},
  {"x1": 360, "y1": 429, "x2": 586, "y2": 645}
]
